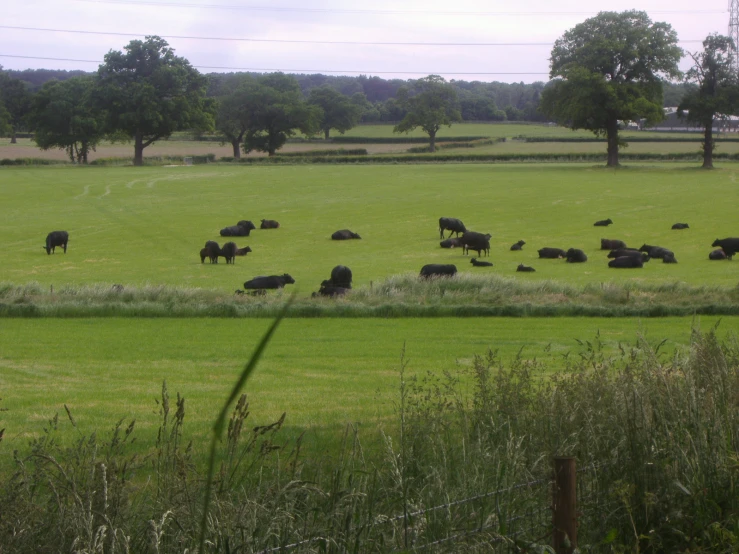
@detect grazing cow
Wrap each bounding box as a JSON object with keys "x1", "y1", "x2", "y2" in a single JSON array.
[
  {"x1": 608, "y1": 256, "x2": 643, "y2": 268},
  {"x1": 461, "y1": 231, "x2": 491, "y2": 256},
  {"x1": 44, "y1": 231, "x2": 69, "y2": 255},
  {"x1": 594, "y1": 218, "x2": 613, "y2": 227},
  {"x1": 517, "y1": 264, "x2": 535, "y2": 272},
  {"x1": 203, "y1": 240, "x2": 220, "y2": 263},
  {"x1": 220, "y1": 241, "x2": 238, "y2": 264},
  {"x1": 440, "y1": 237, "x2": 465, "y2": 249},
  {"x1": 510, "y1": 240, "x2": 526, "y2": 251},
  {"x1": 235, "y1": 246, "x2": 252, "y2": 256},
  {"x1": 601, "y1": 239, "x2": 627, "y2": 250},
  {"x1": 312, "y1": 284, "x2": 349, "y2": 297},
  {"x1": 662, "y1": 252, "x2": 678, "y2": 263},
  {"x1": 608, "y1": 249, "x2": 650, "y2": 262},
  {"x1": 260, "y1": 219, "x2": 280, "y2": 229},
  {"x1": 638, "y1": 244, "x2": 674, "y2": 260},
  {"x1": 565, "y1": 248, "x2": 588, "y2": 263},
  {"x1": 672, "y1": 223, "x2": 689, "y2": 230},
  {"x1": 439, "y1": 217, "x2": 466, "y2": 239},
  {"x1": 712, "y1": 238, "x2": 739, "y2": 260},
  {"x1": 420, "y1": 264, "x2": 457, "y2": 278},
  {"x1": 329, "y1": 265, "x2": 353, "y2": 288},
  {"x1": 709, "y1": 249, "x2": 727, "y2": 260},
  {"x1": 332, "y1": 229, "x2": 361, "y2": 240},
  {"x1": 243, "y1": 274, "x2": 296, "y2": 290},
  {"x1": 470, "y1": 258, "x2": 493, "y2": 267},
  {"x1": 538, "y1": 247, "x2": 566, "y2": 259}
]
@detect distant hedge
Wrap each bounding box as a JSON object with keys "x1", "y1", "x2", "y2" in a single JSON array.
[
  {"x1": 0, "y1": 158, "x2": 67, "y2": 166},
  {"x1": 330, "y1": 135, "x2": 490, "y2": 144},
  {"x1": 90, "y1": 154, "x2": 216, "y2": 166},
  {"x1": 517, "y1": 136, "x2": 739, "y2": 143},
  {"x1": 275, "y1": 148, "x2": 368, "y2": 157}
]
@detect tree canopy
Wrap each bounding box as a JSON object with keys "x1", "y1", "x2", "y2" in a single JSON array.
[
  {"x1": 307, "y1": 86, "x2": 364, "y2": 139},
  {"x1": 540, "y1": 10, "x2": 682, "y2": 166},
  {"x1": 393, "y1": 75, "x2": 462, "y2": 152},
  {"x1": 0, "y1": 69, "x2": 33, "y2": 143},
  {"x1": 215, "y1": 75, "x2": 257, "y2": 158},
  {"x1": 28, "y1": 76, "x2": 104, "y2": 164},
  {"x1": 94, "y1": 36, "x2": 214, "y2": 166},
  {"x1": 679, "y1": 35, "x2": 739, "y2": 168}
]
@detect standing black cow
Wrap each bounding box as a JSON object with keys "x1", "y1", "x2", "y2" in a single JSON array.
[
  {"x1": 328, "y1": 265, "x2": 353, "y2": 288},
  {"x1": 510, "y1": 240, "x2": 526, "y2": 251},
  {"x1": 538, "y1": 247, "x2": 566, "y2": 259},
  {"x1": 332, "y1": 229, "x2": 361, "y2": 240},
  {"x1": 461, "y1": 231, "x2": 491, "y2": 256},
  {"x1": 565, "y1": 248, "x2": 588, "y2": 263},
  {"x1": 220, "y1": 242, "x2": 238, "y2": 264},
  {"x1": 420, "y1": 264, "x2": 457, "y2": 278},
  {"x1": 594, "y1": 219, "x2": 613, "y2": 227},
  {"x1": 439, "y1": 217, "x2": 466, "y2": 239},
  {"x1": 261, "y1": 219, "x2": 280, "y2": 229},
  {"x1": 203, "y1": 240, "x2": 220, "y2": 263},
  {"x1": 44, "y1": 231, "x2": 69, "y2": 254},
  {"x1": 712, "y1": 238, "x2": 739, "y2": 259},
  {"x1": 244, "y1": 274, "x2": 296, "y2": 289}
]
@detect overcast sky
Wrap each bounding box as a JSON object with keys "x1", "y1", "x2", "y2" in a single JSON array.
[{"x1": 0, "y1": 0, "x2": 730, "y2": 83}]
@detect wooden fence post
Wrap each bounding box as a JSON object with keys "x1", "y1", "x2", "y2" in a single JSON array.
[{"x1": 552, "y1": 456, "x2": 577, "y2": 554}]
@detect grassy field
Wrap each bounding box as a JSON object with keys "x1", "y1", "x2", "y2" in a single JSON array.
[
  {"x1": 1, "y1": 163, "x2": 738, "y2": 293},
  {"x1": 0, "y1": 316, "x2": 730, "y2": 452}
]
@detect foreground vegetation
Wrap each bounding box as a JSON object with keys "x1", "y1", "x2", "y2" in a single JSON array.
[{"x1": 2, "y1": 327, "x2": 737, "y2": 552}]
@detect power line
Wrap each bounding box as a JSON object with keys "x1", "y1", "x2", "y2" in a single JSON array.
[
  {"x1": 0, "y1": 25, "x2": 705, "y2": 46},
  {"x1": 0, "y1": 54, "x2": 550, "y2": 75}
]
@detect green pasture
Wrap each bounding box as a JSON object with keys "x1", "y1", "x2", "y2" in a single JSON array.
[
  {"x1": 1, "y1": 163, "x2": 738, "y2": 292},
  {"x1": 0, "y1": 316, "x2": 732, "y2": 454}
]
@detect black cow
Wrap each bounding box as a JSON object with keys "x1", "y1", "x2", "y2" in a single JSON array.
[
  {"x1": 538, "y1": 247, "x2": 566, "y2": 259},
  {"x1": 220, "y1": 225, "x2": 249, "y2": 237},
  {"x1": 237, "y1": 220, "x2": 256, "y2": 232},
  {"x1": 639, "y1": 244, "x2": 674, "y2": 260},
  {"x1": 332, "y1": 229, "x2": 361, "y2": 240},
  {"x1": 662, "y1": 252, "x2": 678, "y2": 263},
  {"x1": 601, "y1": 239, "x2": 627, "y2": 250},
  {"x1": 565, "y1": 248, "x2": 588, "y2": 263},
  {"x1": 594, "y1": 218, "x2": 613, "y2": 227},
  {"x1": 312, "y1": 284, "x2": 349, "y2": 297},
  {"x1": 510, "y1": 240, "x2": 526, "y2": 251},
  {"x1": 220, "y1": 242, "x2": 238, "y2": 264},
  {"x1": 203, "y1": 240, "x2": 220, "y2": 263},
  {"x1": 439, "y1": 217, "x2": 466, "y2": 239},
  {"x1": 327, "y1": 265, "x2": 353, "y2": 288},
  {"x1": 261, "y1": 219, "x2": 280, "y2": 229},
  {"x1": 709, "y1": 249, "x2": 727, "y2": 260},
  {"x1": 461, "y1": 231, "x2": 491, "y2": 256},
  {"x1": 517, "y1": 264, "x2": 535, "y2": 272},
  {"x1": 672, "y1": 223, "x2": 689, "y2": 230},
  {"x1": 608, "y1": 256, "x2": 643, "y2": 268},
  {"x1": 440, "y1": 238, "x2": 465, "y2": 249},
  {"x1": 44, "y1": 231, "x2": 69, "y2": 255},
  {"x1": 420, "y1": 264, "x2": 457, "y2": 278},
  {"x1": 235, "y1": 246, "x2": 252, "y2": 256},
  {"x1": 470, "y1": 258, "x2": 493, "y2": 267},
  {"x1": 244, "y1": 274, "x2": 296, "y2": 289},
  {"x1": 608, "y1": 249, "x2": 650, "y2": 262},
  {"x1": 712, "y1": 238, "x2": 739, "y2": 260}
]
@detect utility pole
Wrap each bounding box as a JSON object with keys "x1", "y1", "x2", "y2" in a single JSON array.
[{"x1": 730, "y1": 0, "x2": 739, "y2": 73}]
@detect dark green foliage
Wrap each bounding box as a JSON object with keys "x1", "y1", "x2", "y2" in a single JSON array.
[
  {"x1": 214, "y1": 74, "x2": 257, "y2": 158},
  {"x1": 0, "y1": 68, "x2": 33, "y2": 142},
  {"x1": 331, "y1": 135, "x2": 488, "y2": 144},
  {"x1": 307, "y1": 86, "x2": 364, "y2": 139},
  {"x1": 0, "y1": 157, "x2": 67, "y2": 165}
]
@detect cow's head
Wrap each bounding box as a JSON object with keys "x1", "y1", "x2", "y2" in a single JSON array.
[{"x1": 283, "y1": 274, "x2": 296, "y2": 284}]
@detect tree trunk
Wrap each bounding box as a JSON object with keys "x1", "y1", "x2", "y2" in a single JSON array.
[
  {"x1": 232, "y1": 139, "x2": 241, "y2": 159},
  {"x1": 606, "y1": 120, "x2": 619, "y2": 167},
  {"x1": 324, "y1": 128, "x2": 330, "y2": 140},
  {"x1": 702, "y1": 123, "x2": 714, "y2": 169},
  {"x1": 428, "y1": 130, "x2": 436, "y2": 153},
  {"x1": 10, "y1": 129, "x2": 16, "y2": 144},
  {"x1": 268, "y1": 148, "x2": 275, "y2": 157},
  {"x1": 134, "y1": 133, "x2": 144, "y2": 166}
]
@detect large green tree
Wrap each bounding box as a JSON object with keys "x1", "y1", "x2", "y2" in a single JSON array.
[
  {"x1": 540, "y1": 11, "x2": 682, "y2": 166},
  {"x1": 0, "y1": 68, "x2": 33, "y2": 143},
  {"x1": 679, "y1": 35, "x2": 739, "y2": 169},
  {"x1": 28, "y1": 77, "x2": 104, "y2": 164},
  {"x1": 393, "y1": 75, "x2": 461, "y2": 152},
  {"x1": 95, "y1": 36, "x2": 214, "y2": 166},
  {"x1": 307, "y1": 86, "x2": 363, "y2": 139},
  {"x1": 215, "y1": 75, "x2": 256, "y2": 159},
  {"x1": 242, "y1": 73, "x2": 321, "y2": 156}
]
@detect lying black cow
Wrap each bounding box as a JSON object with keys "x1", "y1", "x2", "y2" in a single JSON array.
[
  {"x1": 565, "y1": 248, "x2": 588, "y2": 263},
  {"x1": 312, "y1": 284, "x2": 349, "y2": 297},
  {"x1": 439, "y1": 217, "x2": 466, "y2": 239},
  {"x1": 202, "y1": 240, "x2": 220, "y2": 263},
  {"x1": 672, "y1": 223, "x2": 689, "y2": 230},
  {"x1": 220, "y1": 225, "x2": 250, "y2": 237},
  {"x1": 594, "y1": 218, "x2": 613, "y2": 227},
  {"x1": 328, "y1": 265, "x2": 353, "y2": 288},
  {"x1": 608, "y1": 256, "x2": 643, "y2": 268},
  {"x1": 601, "y1": 239, "x2": 627, "y2": 250},
  {"x1": 639, "y1": 244, "x2": 674, "y2": 260},
  {"x1": 538, "y1": 247, "x2": 566, "y2": 259},
  {"x1": 461, "y1": 231, "x2": 491, "y2": 256},
  {"x1": 261, "y1": 219, "x2": 280, "y2": 229},
  {"x1": 510, "y1": 240, "x2": 526, "y2": 251},
  {"x1": 709, "y1": 249, "x2": 727, "y2": 260},
  {"x1": 440, "y1": 238, "x2": 464, "y2": 249},
  {"x1": 44, "y1": 231, "x2": 69, "y2": 255},
  {"x1": 517, "y1": 264, "x2": 535, "y2": 272},
  {"x1": 332, "y1": 229, "x2": 361, "y2": 240},
  {"x1": 235, "y1": 246, "x2": 252, "y2": 256},
  {"x1": 470, "y1": 258, "x2": 493, "y2": 267},
  {"x1": 244, "y1": 274, "x2": 296, "y2": 289},
  {"x1": 712, "y1": 238, "x2": 739, "y2": 259},
  {"x1": 220, "y1": 242, "x2": 238, "y2": 264},
  {"x1": 420, "y1": 264, "x2": 457, "y2": 278},
  {"x1": 608, "y1": 249, "x2": 650, "y2": 262},
  {"x1": 663, "y1": 252, "x2": 678, "y2": 263}
]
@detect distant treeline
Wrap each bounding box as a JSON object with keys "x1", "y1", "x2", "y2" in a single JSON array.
[{"x1": 6, "y1": 68, "x2": 696, "y2": 124}]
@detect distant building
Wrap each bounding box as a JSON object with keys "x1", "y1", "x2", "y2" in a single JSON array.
[{"x1": 645, "y1": 107, "x2": 739, "y2": 132}]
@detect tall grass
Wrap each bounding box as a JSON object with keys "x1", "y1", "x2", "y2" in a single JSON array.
[{"x1": 2, "y1": 328, "x2": 737, "y2": 552}]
